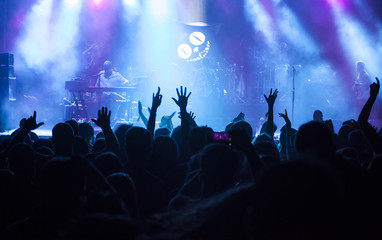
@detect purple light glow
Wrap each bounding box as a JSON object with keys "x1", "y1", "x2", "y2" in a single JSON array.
[
  {"x1": 326, "y1": 0, "x2": 349, "y2": 9},
  {"x1": 93, "y1": 0, "x2": 104, "y2": 6},
  {"x1": 0, "y1": 0, "x2": 380, "y2": 130}
]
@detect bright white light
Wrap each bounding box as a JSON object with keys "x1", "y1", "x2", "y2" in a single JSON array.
[
  {"x1": 178, "y1": 44, "x2": 192, "y2": 59},
  {"x1": 65, "y1": 0, "x2": 79, "y2": 8},
  {"x1": 245, "y1": 0, "x2": 276, "y2": 46},
  {"x1": 333, "y1": 8, "x2": 382, "y2": 80},
  {"x1": 189, "y1": 32, "x2": 205, "y2": 46},
  {"x1": 147, "y1": 0, "x2": 171, "y2": 20},
  {"x1": 124, "y1": 0, "x2": 138, "y2": 9},
  {"x1": 93, "y1": 0, "x2": 103, "y2": 5}
]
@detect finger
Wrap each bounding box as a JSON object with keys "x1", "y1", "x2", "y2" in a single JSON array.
[
  {"x1": 180, "y1": 86, "x2": 183, "y2": 96},
  {"x1": 269, "y1": 88, "x2": 272, "y2": 96},
  {"x1": 108, "y1": 110, "x2": 111, "y2": 118},
  {"x1": 33, "y1": 111, "x2": 36, "y2": 120},
  {"x1": 285, "y1": 109, "x2": 287, "y2": 115},
  {"x1": 187, "y1": 92, "x2": 191, "y2": 98},
  {"x1": 159, "y1": 95, "x2": 163, "y2": 101},
  {"x1": 376, "y1": 77, "x2": 380, "y2": 87},
  {"x1": 98, "y1": 109, "x2": 101, "y2": 117},
  {"x1": 264, "y1": 94, "x2": 267, "y2": 100},
  {"x1": 184, "y1": 87, "x2": 187, "y2": 97},
  {"x1": 176, "y1": 88, "x2": 180, "y2": 98},
  {"x1": 37, "y1": 122, "x2": 44, "y2": 127},
  {"x1": 172, "y1": 97, "x2": 178, "y2": 104},
  {"x1": 91, "y1": 119, "x2": 97, "y2": 122},
  {"x1": 157, "y1": 87, "x2": 160, "y2": 96},
  {"x1": 105, "y1": 107, "x2": 108, "y2": 115}
]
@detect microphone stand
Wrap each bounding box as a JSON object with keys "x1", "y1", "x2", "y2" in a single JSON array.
[{"x1": 292, "y1": 65, "x2": 296, "y2": 124}]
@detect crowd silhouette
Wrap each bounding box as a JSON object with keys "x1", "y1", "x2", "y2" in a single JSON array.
[{"x1": 0, "y1": 78, "x2": 381, "y2": 239}]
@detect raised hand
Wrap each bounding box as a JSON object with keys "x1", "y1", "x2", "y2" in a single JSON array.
[
  {"x1": 152, "y1": 87, "x2": 162, "y2": 110},
  {"x1": 279, "y1": 109, "x2": 291, "y2": 127},
  {"x1": 189, "y1": 111, "x2": 196, "y2": 121},
  {"x1": 172, "y1": 86, "x2": 191, "y2": 110},
  {"x1": 264, "y1": 88, "x2": 278, "y2": 106},
  {"x1": 138, "y1": 101, "x2": 143, "y2": 113},
  {"x1": 23, "y1": 111, "x2": 44, "y2": 131},
  {"x1": 370, "y1": 77, "x2": 380, "y2": 98},
  {"x1": 92, "y1": 107, "x2": 111, "y2": 129},
  {"x1": 232, "y1": 112, "x2": 245, "y2": 123}
]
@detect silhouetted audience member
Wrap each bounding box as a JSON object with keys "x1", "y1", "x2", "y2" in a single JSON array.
[
  {"x1": 65, "y1": 120, "x2": 79, "y2": 136},
  {"x1": 1, "y1": 81, "x2": 382, "y2": 240},
  {"x1": 78, "y1": 122, "x2": 94, "y2": 149},
  {"x1": 52, "y1": 123, "x2": 74, "y2": 157}
]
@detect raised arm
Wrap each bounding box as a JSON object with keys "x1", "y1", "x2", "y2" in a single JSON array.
[
  {"x1": 138, "y1": 101, "x2": 148, "y2": 128},
  {"x1": 279, "y1": 109, "x2": 292, "y2": 160},
  {"x1": 8, "y1": 111, "x2": 44, "y2": 148},
  {"x1": 264, "y1": 89, "x2": 278, "y2": 139},
  {"x1": 147, "y1": 87, "x2": 162, "y2": 134},
  {"x1": 358, "y1": 78, "x2": 380, "y2": 124},
  {"x1": 357, "y1": 78, "x2": 381, "y2": 154},
  {"x1": 92, "y1": 107, "x2": 120, "y2": 154},
  {"x1": 172, "y1": 86, "x2": 192, "y2": 162}
]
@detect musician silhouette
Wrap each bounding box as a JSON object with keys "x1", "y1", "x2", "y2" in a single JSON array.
[
  {"x1": 96, "y1": 60, "x2": 128, "y2": 87},
  {"x1": 95, "y1": 60, "x2": 129, "y2": 121},
  {"x1": 354, "y1": 61, "x2": 371, "y2": 101}
]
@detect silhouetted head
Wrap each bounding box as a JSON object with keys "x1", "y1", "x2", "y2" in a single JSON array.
[
  {"x1": 65, "y1": 119, "x2": 79, "y2": 136},
  {"x1": 313, "y1": 110, "x2": 323, "y2": 122},
  {"x1": 295, "y1": 121, "x2": 335, "y2": 160},
  {"x1": 32, "y1": 138, "x2": 54, "y2": 151},
  {"x1": 103, "y1": 60, "x2": 112, "y2": 73},
  {"x1": 92, "y1": 138, "x2": 106, "y2": 153},
  {"x1": 114, "y1": 123, "x2": 132, "y2": 149},
  {"x1": 107, "y1": 173, "x2": 138, "y2": 218},
  {"x1": 149, "y1": 136, "x2": 178, "y2": 176},
  {"x1": 125, "y1": 127, "x2": 153, "y2": 167},
  {"x1": 251, "y1": 161, "x2": 341, "y2": 240},
  {"x1": 231, "y1": 121, "x2": 253, "y2": 139},
  {"x1": 337, "y1": 124, "x2": 353, "y2": 148},
  {"x1": 159, "y1": 113, "x2": 175, "y2": 131},
  {"x1": 93, "y1": 152, "x2": 123, "y2": 177},
  {"x1": 52, "y1": 123, "x2": 75, "y2": 156},
  {"x1": 154, "y1": 127, "x2": 171, "y2": 139},
  {"x1": 73, "y1": 136, "x2": 89, "y2": 155},
  {"x1": 189, "y1": 126, "x2": 214, "y2": 155},
  {"x1": 253, "y1": 141, "x2": 280, "y2": 165},
  {"x1": 78, "y1": 122, "x2": 94, "y2": 145},
  {"x1": 356, "y1": 61, "x2": 365, "y2": 73},
  {"x1": 200, "y1": 143, "x2": 239, "y2": 196},
  {"x1": 8, "y1": 143, "x2": 35, "y2": 182},
  {"x1": 39, "y1": 156, "x2": 85, "y2": 211}
]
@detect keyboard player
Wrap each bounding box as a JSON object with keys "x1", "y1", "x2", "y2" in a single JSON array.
[{"x1": 95, "y1": 60, "x2": 129, "y2": 120}]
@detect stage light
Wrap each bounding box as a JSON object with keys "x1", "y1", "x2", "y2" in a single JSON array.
[
  {"x1": 178, "y1": 44, "x2": 192, "y2": 59},
  {"x1": 123, "y1": 0, "x2": 138, "y2": 9},
  {"x1": 65, "y1": 0, "x2": 80, "y2": 8},
  {"x1": 93, "y1": 0, "x2": 103, "y2": 5},
  {"x1": 326, "y1": 0, "x2": 348, "y2": 8},
  {"x1": 189, "y1": 32, "x2": 205, "y2": 46},
  {"x1": 178, "y1": 31, "x2": 210, "y2": 62}
]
